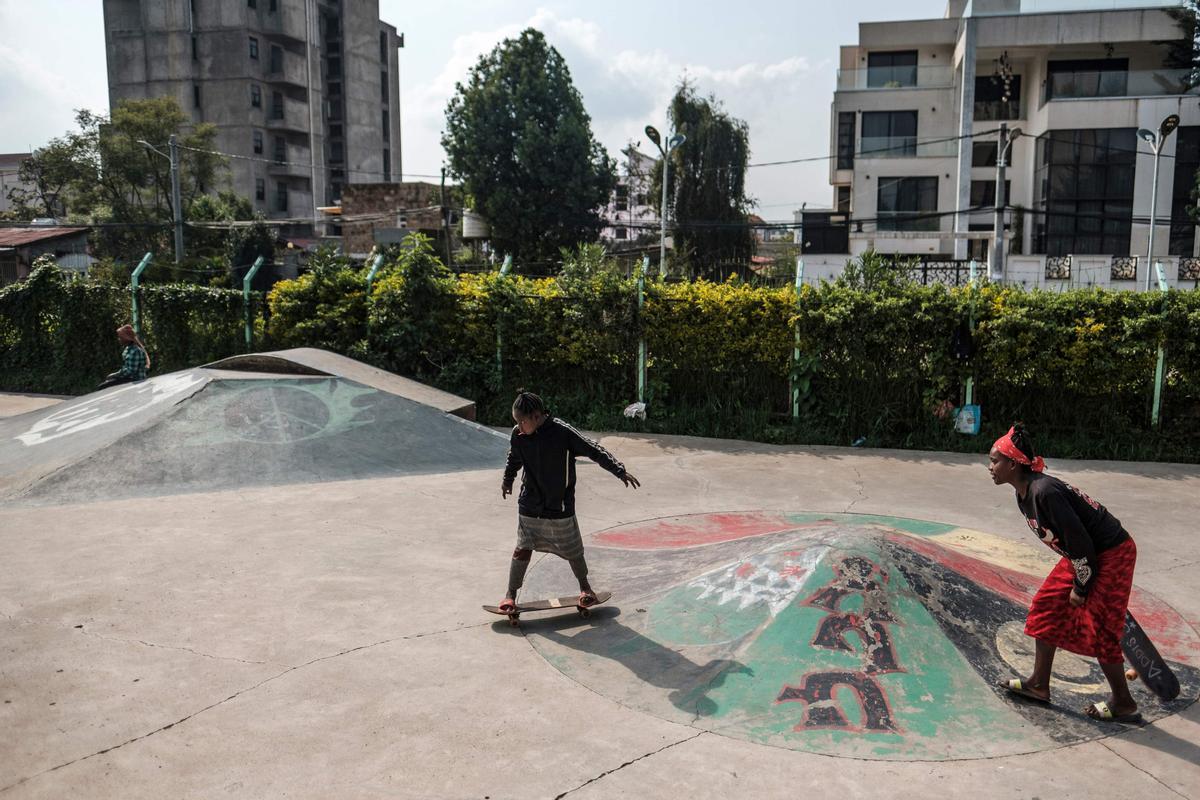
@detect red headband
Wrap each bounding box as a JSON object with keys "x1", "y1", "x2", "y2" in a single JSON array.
[{"x1": 993, "y1": 427, "x2": 1044, "y2": 472}]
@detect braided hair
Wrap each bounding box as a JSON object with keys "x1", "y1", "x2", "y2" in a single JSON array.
[
  {"x1": 512, "y1": 389, "x2": 547, "y2": 419},
  {"x1": 1009, "y1": 422, "x2": 1037, "y2": 472}
]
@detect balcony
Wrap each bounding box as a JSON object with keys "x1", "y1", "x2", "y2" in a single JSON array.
[
  {"x1": 262, "y1": 8, "x2": 307, "y2": 43},
  {"x1": 837, "y1": 65, "x2": 954, "y2": 91},
  {"x1": 266, "y1": 96, "x2": 310, "y2": 134},
  {"x1": 875, "y1": 213, "x2": 942, "y2": 233},
  {"x1": 268, "y1": 144, "x2": 312, "y2": 178},
  {"x1": 267, "y1": 49, "x2": 308, "y2": 89},
  {"x1": 858, "y1": 136, "x2": 957, "y2": 159},
  {"x1": 1044, "y1": 68, "x2": 1197, "y2": 103}
]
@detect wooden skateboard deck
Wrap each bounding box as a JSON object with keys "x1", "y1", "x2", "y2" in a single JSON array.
[
  {"x1": 1122, "y1": 610, "x2": 1180, "y2": 701},
  {"x1": 484, "y1": 591, "x2": 612, "y2": 627}
]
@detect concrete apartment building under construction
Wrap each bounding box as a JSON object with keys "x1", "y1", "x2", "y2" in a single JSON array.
[{"x1": 103, "y1": 0, "x2": 402, "y2": 233}]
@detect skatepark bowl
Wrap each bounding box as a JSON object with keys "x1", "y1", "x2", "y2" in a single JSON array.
[{"x1": 518, "y1": 511, "x2": 1200, "y2": 761}]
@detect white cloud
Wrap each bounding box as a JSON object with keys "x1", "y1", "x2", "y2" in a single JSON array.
[{"x1": 403, "y1": 8, "x2": 828, "y2": 213}]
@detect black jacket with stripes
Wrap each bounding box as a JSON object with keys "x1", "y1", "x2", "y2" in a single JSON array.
[{"x1": 502, "y1": 417, "x2": 626, "y2": 519}]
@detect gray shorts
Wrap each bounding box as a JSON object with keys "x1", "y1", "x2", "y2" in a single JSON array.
[{"x1": 516, "y1": 515, "x2": 585, "y2": 560}]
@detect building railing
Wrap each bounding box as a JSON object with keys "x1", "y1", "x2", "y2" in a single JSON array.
[
  {"x1": 875, "y1": 213, "x2": 943, "y2": 233},
  {"x1": 836, "y1": 65, "x2": 954, "y2": 91},
  {"x1": 858, "y1": 136, "x2": 958, "y2": 158},
  {"x1": 1043, "y1": 68, "x2": 1197, "y2": 102}
]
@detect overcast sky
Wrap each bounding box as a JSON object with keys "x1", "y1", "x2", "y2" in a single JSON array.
[{"x1": 0, "y1": 0, "x2": 946, "y2": 219}]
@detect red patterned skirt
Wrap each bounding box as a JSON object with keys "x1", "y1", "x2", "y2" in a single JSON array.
[{"x1": 1024, "y1": 537, "x2": 1136, "y2": 663}]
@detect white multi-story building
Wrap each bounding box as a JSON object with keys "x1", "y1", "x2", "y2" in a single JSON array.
[
  {"x1": 824, "y1": 0, "x2": 1200, "y2": 289},
  {"x1": 600, "y1": 146, "x2": 660, "y2": 250}
]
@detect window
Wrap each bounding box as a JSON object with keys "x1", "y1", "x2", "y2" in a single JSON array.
[
  {"x1": 615, "y1": 227, "x2": 628, "y2": 240},
  {"x1": 327, "y1": 56, "x2": 341, "y2": 79},
  {"x1": 867, "y1": 50, "x2": 917, "y2": 88},
  {"x1": 329, "y1": 124, "x2": 343, "y2": 139},
  {"x1": 253, "y1": 130, "x2": 263, "y2": 154},
  {"x1": 1046, "y1": 59, "x2": 1129, "y2": 101},
  {"x1": 861, "y1": 110, "x2": 917, "y2": 157},
  {"x1": 380, "y1": 31, "x2": 388, "y2": 63},
  {"x1": 270, "y1": 45, "x2": 283, "y2": 73},
  {"x1": 635, "y1": 193, "x2": 647, "y2": 206},
  {"x1": 381, "y1": 71, "x2": 389, "y2": 103},
  {"x1": 974, "y1": 75, "x2": 1022, "y2": 120},
  {"x1": 274, "y1": 136, "x2": 286, "y2": 164},
  {"x1": 877, "y1": 176, "x2": 938, "y2": 231},
  {"x1": 383, "y1": 149, "x2": 391, "y2": 182},
  {"x1": 969, "y1": 180, "x2": 1011, "y2": 208},
  {"x1": 615, "y1": 185, "x2": 629, "y2": 212},
  {"x1": 193, "y1": 84, "x2": 201, "y2": 108},
  {"x1": 249, "y1": 36, "x2": 258, "y2": 60},
  {"x1": 269, "y1": 0, "x2": 277, "y2": 11},
  {"x1": 972, "y1": 142, "x2": 998, "y2": 167},
  {"x1": 836, "y1": 185, "x2": 851, "y2": 213},
  {"x1": 330, "y1": 141, "x2": 344, "y2": 163},
  {"x1": 328, "y1": 81, "x2": 342, "y2": 97},
  {"x1": 191, "y1": 34, "x2": 198, "y2": 61},
  {"x1": 968, "y1": 224, "x2": 992, "y2": 262},
  {"x1": 276, "y1": 182, "x2": 288, "y2": 212},
  {"x1": 1169, "y1": 127, "x2": 1199, "y2": 255},
  {"x1": 255, "y1": 178, "x2": 265, "y2": 201},
  {"x1": 382, "y1": 109, "x2": 390, "y2": 141},
  {"x1": 837, "y1": 112, "x2": 856, "y2": 169},
  {"x1": 1033, "y1": 128, "x2": 1136, "y2": 255},
  {"x1": 271, "y1": 91, "x2": 284, "y2": 119},
  {"x1": 248, "y1": 0, "x2": 256, "y2": 7}
]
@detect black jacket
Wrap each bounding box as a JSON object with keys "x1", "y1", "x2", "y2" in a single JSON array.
[
  {"x1": 502, "y1": 417, "x2": 626, "y2": 519},
  {"x1": 1015, "y1": 473, "x2": 1129, "y2": 596}
]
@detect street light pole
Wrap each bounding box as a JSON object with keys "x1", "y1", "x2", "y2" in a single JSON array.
[
  {"x1": 138, "y1": 137, "x2": 185, "y2": 264},
  {"x1": 991, "y1": 124, "x2": 1020, "y2": 283},
  {"x1": 645, "y1": 125, "x2": 686, "y2": 279},
  {"x1": 1139, "y1": 114, "x2": 1179, "y2": 291}
]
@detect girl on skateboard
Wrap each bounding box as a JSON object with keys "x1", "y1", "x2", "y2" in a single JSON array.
[
  {"x1": 988, "y1": 423, "x2": 1139, "y2": 723},
  {"x1": 498, "y1": 390, "x2": 640, "y2": 613}
]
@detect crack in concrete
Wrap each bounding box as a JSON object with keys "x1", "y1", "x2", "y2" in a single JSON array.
[
  {"x1": 1146, "y1": 558, "x2": 1200, "y2": 576},
  {"x1": 552, "y1": 730, "x2": 707, "y2": 799},
  {"x1": 843, "y1": 465, "x2": 867, "y2": 513},
  {"x1": 77, "y1": 630, "x2": 284, "y2": 667},
  {"x1": 1098, "y1": 739, "x2": 1189, "y2": 799},
  {"x1": 0, "y1": 620, "x2": 488, "y2": 795}
]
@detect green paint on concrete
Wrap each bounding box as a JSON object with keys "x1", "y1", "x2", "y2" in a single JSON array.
[{"x1": 782, "y1": 512, "x2": 958, "y2": 537}]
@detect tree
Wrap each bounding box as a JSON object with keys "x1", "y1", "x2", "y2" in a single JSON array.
[
  {"x1": 8, "y1": 98, "x2": 227, "y2": 260},
  {"x1": 443, "y1": 28, "x2": 615, "y2": 261},
  {"x1": 651, "y1": 83, "x2": 753, "y2": 279}
]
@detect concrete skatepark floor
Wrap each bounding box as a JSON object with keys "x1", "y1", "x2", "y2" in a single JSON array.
[{"x1": 1, "y1": 355, "x2": 1199, "y2": 798}]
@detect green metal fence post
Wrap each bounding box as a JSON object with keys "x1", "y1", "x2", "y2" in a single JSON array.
[
  {"x1": 1151, "y1": 260, "x2": 1168, "y2": 428},
  {"x1": 965, "y1": 259, "x2": 978, "y2": 406},
  {"x1": 243, "y1": 256, "x2": 265, "y2": 350},
  {"x1": 365, "y1": 252, "x2": 385, "y2": 297},
  {"x1": 496, "y1": 255, "x2": 513, "y2": 383},
  {"x1": 791, "y1": 253, "x2": 805, "y2": 420},
  {"x1": 130, "y1": 252, "x2": 153, "y2": 337},
  {"x1": 637, "y1": 256, "x2": 648, "y2": 405}
]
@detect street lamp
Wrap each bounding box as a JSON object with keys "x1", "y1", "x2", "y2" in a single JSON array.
[
  {"x1": 645, "y1": 125, "x2": 686, "y2": 278},
  {"x1": 137, "y1": 135, "x2": 184, "y2": 264},
  {"x1": 1137, "y1": 113, "x2": 1179, "y2": 291},
  {"x1": 990, "y1": 124, "x2": 1021, "y2": 282}
]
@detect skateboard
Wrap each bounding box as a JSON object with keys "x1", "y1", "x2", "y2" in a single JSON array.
[
  {"x1": 1122, "y1": 611, "x2": 1181, "y2": 701},
  {"x1": 483, "y1": 591, "x2": 612, "y2": 627}
]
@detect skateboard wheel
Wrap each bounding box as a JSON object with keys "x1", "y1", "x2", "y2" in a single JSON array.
[
  {"x1": 508, "y1": 616, "x2": 520, "y2": 628},
  {"x1": 1125, "y1": 668, "x2": 1138, "y2": 681},
  {"x1": 579, "y1": 608, "x2": 591, "y2": 619}
]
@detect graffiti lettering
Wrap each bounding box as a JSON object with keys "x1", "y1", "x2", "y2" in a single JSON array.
[
  {"x1": 777, "y1": 671, "x2": 899, "y2": 732},
  {"x1": 811, "y1": 613, "x2": 901, "y2": 674}
]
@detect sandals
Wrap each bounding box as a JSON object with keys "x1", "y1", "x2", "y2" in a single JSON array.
[
  {"x1": 1001, "y1": 678, "x2": 1050, "y2": 705},
  {"x1": 1086, "y1": 701, "x2": 1142, "y2": 725},
  {"x1": 578, "y1": 591, "x2": 598, "y2": 608}
]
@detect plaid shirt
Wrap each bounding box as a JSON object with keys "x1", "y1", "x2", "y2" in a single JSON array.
[{"x1": 119, "y1": 344, "x2": 148, "y2": 381}]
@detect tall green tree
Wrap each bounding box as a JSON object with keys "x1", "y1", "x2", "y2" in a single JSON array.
[
  {"x1": 442, "y1": 28, "x2": 615, "y2": 262},
  {"x1": 652, "y1": 83, "x2": 753, "y2": 279},
  {"x1": 8, "y1": 98, "x2": 227, "y2": 260}
]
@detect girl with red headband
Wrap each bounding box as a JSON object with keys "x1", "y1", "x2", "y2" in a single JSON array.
[{"x1": 988, "y1": 423, "x2": 1140, "y2": 723}]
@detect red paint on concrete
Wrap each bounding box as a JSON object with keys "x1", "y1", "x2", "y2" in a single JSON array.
[{"x1": 593, "y1": 511, "x2": 829, "y2": 550}]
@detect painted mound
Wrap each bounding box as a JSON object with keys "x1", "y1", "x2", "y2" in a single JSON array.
[{"x1": 520, "y1": 512, "x2": 1200, "y2": 761}]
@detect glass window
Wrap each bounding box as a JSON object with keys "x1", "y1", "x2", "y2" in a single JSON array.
[
  {"x1": 969, "y1": 180, "x2": 1011, "y2": 207},
  {"x1": 877, "y1": 176, "x2": 938, "y2": 231},
  {"x1": 1170, "y1": 126, "x2": 1200, "y2": 255},
  {"x1": 615, "y1": 227, "x2": 628, "y2": 240},
  {"x1": 274, "y1": 136, "x2": 286, "y2": 163},
  {"x1": 615, "y1": 185, "x2": 628, "y2": 211},
  {"x1": 837, "y1": 112, "x2": 856, "y2": 169},
  {"x1": 270, "y1": 45, "x2": 283, "y2": 73},
  {"x1": 255, "y1": 178, "x2": 265, "y2": 201},
  {"x1": 269, "y1": 0, "x2": 277, "y2": 11},
  {"x1": 191, "y1": 34, "x2": 198, "y2": 61},
  {"x1": 972, "y1": 142, "x2": 998, "y2": 167},
  {"x1": 383, "y1": 149, "x2": 391, "y2": 182},
  {"x1": 861, "y1": 111, "x2": 917, "y2": 157},
  {"x1": 380, "y1": 31, "x2": 388, "y2": 64},
  {"x1": 249, "y1": 36, "x2": 258, "y2": 60},
  {"x1": 253, "y1": 130, "x2": 263, "y2": 154},
  {"x1": 193, "y1": 84, "x2": 201, "y2": 108},
  {"x1": 381, "y1": 71, "x2": 389, "y2": 103},
  {"x1": 271, "y1": 91, "x2": 284, "y2": 119},
  {"x1": 836, "y1": 185, "x2": 851, "y2": 213},
  {"x1": 382, "y1": 109, "x2": 390, "y2": 141},
  {"x1": 867, "y1": 51, "x2": 917, "y2": 88},
  {"x1": 1033, "y1": 128, "x2": 1136, "y2": 255},
  {"x1": 248, "y1": 0, "x2": 256, "y2": 8},
  {"x1": 276, "y1": 182, "x2": 288, "y2": 212},
  {"x1": 1046, "y1": 59, "x2": 1129, "y2": 101},
  {"x1": 251, "y1": 84, "x2": 262, "y2": 108},
  {"x1": 974, "y1": 75, "x2": 1021, "y2": 120}
]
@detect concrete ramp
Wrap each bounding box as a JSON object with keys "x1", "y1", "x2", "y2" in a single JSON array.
[{"x1": 0, "y1": 352, "x2": 506, "y2": 505}]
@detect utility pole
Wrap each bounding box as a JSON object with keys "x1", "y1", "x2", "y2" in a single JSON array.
[
  {"x1": 441, "y1": 167, "x2": 453, "y2": 267},
  {"x1": 168, "y1": 135, "x2": 184, "y2": 264},
  {"x1": 990, "y1": 124, "x2": 1007, "y2": 282}
]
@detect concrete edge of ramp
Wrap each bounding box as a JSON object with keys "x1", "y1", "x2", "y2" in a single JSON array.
[{"x1": 206, "y1": 348, "x2": 477, "y2": 420}]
